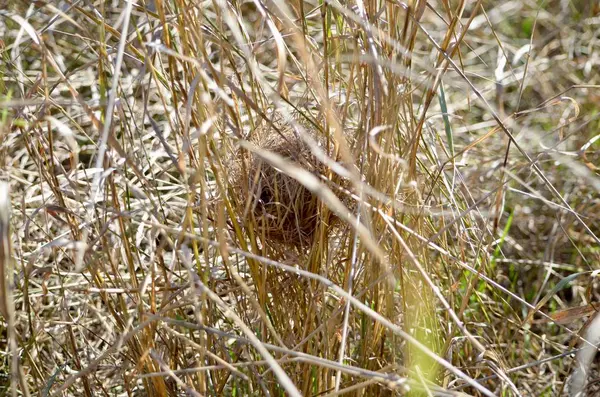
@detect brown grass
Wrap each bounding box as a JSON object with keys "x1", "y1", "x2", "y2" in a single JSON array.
[{"x1": 0, "y1": 1, "x2": 599, "y2": 396}]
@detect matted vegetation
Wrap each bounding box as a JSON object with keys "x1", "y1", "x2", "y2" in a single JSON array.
[{"x1": 0, "y1": 0, "x2": 599, "y2": 396}]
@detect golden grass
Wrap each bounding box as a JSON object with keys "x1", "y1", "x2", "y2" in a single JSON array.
[{"x1": 0, "y1": 1, "x2": 599, "y2": 396}]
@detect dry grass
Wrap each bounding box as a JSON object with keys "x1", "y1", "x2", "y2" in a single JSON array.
[{"x1": 0, "y1": 0, "x2": 599, "y2": 396}]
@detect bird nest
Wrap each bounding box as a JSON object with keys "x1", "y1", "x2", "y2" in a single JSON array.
[{"x1": 229, "y1": 119, "x2": 349, "y2": 249}]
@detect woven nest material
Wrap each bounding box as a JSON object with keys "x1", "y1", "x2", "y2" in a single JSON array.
[{"x1": 229, "y1": 120, "x2": 349, "y2": 248}]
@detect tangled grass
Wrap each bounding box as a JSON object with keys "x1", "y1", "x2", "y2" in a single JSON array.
[{"x1": 0, "y1": 0, "x2": 599, "y2": 396}]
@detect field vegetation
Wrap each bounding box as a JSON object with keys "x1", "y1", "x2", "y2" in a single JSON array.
[{"x1": 0, "y1": 0, "x2": 599, "y2": 396}]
